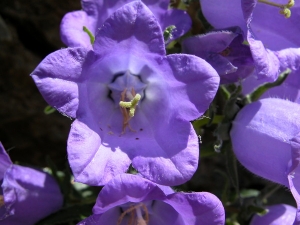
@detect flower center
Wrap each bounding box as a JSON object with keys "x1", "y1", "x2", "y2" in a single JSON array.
[
  {"x1": 117, "y1": 203, "x2": 149, "y2": 225},
  {"x1": 0, "y1": 195, "x2": 4, "y2": 208},
  {"x1": 108, "y1": 71, "x2": 147, "y2": 133},
  {"x1": 258, "y1": 0, "x2": 294, "y2": 18}
]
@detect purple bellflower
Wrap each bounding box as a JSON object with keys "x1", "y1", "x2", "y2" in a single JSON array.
[
  {"x1": 200, "y1": 0, "x2": 300, "y2": 82},
  {"x1": 60, "y1": 0, "x2": 191, "y2": 48},
  {"x1": 0, "y1": 143, "x2": 63, "y2": 225},
  {"x1": 230, "y1": 98, "x2": 300, "y2": 224},
  {"x1": 31, "y1": 1, "x2": 220, "y2": 186},
  {"x1": 182, "y1": 27, "x2": 254, "y2": 84},
  {"x1": 78, "y1": 174, "x2": 225, "y2": 225},
  {"x1": 250, "y1": 204, "x2": 297, "y2": 225}
]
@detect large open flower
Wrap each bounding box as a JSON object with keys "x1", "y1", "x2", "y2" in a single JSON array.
[
  {"x1": 78, "y1": 174, "x2": 225, "y2": 225},
  {"x1": 31, "y1": 1, "x2": 220, "y2": 186},
  {"x1": 0, "y1": 143, "x2": 63, "y2": 225},
  {"x1": 60, "y1": 0, "x2": 191, "y2": 48}
]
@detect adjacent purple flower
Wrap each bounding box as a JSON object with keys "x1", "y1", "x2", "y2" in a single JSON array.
[
  {"x1": 230, "y1": 98, "x2": 300, "y2": 224},
  {"x1": 250, "y1": 204, "x2": 296, "y2": 225},
  {"x1": 200, "y1": 0, "x2": 300, "y2": 81},
  {"x1": 60, "y1": 0, "x2": 191, "y2": 48},
  {"x1": 78, "y1": 174, "x2": 225, "y2": 225},
  {"x1": 31, "y1": 1, "x2": 220, "y2": 186},
  {"x1": 0, "y1": 143, "x2": 63, "y2": 225},
  {"x1": 182, "y1": 27, "x2": 254, "y2": 84}
]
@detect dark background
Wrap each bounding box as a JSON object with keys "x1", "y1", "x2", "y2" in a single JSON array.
[{"x1": 0, "y1": 0, "x2": 82, "y2": 169}]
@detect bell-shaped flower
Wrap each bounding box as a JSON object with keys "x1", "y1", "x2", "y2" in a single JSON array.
[
  {"x1": 31, "y1": 1, "x2": 220, "y2": 186},
  {"x1": 200, "y1": 0, "x2": 300, "y2": 82},
  {"x1": 182, "y1": 27, "x2": 254, "y2": 84},
  {"x1": 60, "y1": 0, "x2": 191, "y2": 48},
  {"x1": 0, "y1": 143, "x2": 63, "y2": 225},
  {"x1": 250, "y1": 204, "x2": 296, "y2": 225},
  {"x1": 230, "y1": 98, "x2": 300, "y2": 224},
  {"x1": 78, "y1": 174, "x2": 225, "y2": 225}
]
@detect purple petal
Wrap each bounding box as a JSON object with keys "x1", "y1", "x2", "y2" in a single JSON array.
[
  {"x1": 1, "y1": 165, "x2": 63, "y2": 224},
  {"x1": 0, "y1": 143, "x2": 12, "y2": 180},
  {"x1": 166, "y1": 192, "x2": 225, "y2": 225},
  {"x1": 149, "y1": 200, "x2": 185, "y2": 225},
  {"x1": 182, "y1": 31, "x2": 238, "y2": 58},
  {"x1": 248, "y1": 0, "x2": 300, "y2": 51},
  {"x1": 92, "y1": 174, "x2": 167, "y2": 214},
  {"x1": 31, "y1": 47, "x2": 88, "y2": 118},
  {"x1": 94, "y1": 1, "x2": 165, "y2": 56},
  {"x1": 67, "y1": 119, "x2": 132, "y2": 186},
  {"x1": 247, "y1": 29, "x2": 280, "y2": 82},
  {"x1": 200, "y1": 0, "x2": 247, "y2": 35},
  {"x1": 206, "y1": 54, "x2": 237, "y2": 77},
  {"x1": 166, "y1": 54, "x2": 220, "y2": 119},
  {"x1": 250, "y1": 204, "x2": 297, "y2": 225},
  {"x1": 130, "y1": 115, "x2": 199, "y2": 186}
]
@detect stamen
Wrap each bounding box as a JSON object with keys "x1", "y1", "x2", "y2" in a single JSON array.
[
  {"x1": 0, "y1": 195, "x2": 4, "y2": 207},
  {"x1": 117, "y1": 203, "x2": 149, "y2": 225},
  {"x1": 119, "y1": 101, "x2": 132, "y2": 108},
  {"x1": 258, "y1": 0, "x2": 294, "y2": 18}
]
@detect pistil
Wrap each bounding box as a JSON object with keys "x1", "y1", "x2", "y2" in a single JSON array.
[
  {"x1": 258, "y1": 0, "x2": 294, "y2": 18},
  {"x1": 119, "y1": 88, "x2": 141, "y2": 133}
]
